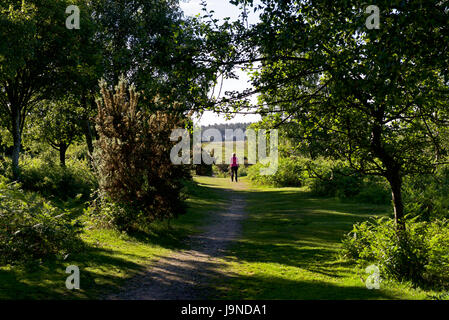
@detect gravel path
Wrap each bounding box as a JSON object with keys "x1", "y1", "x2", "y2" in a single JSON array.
[{"x1": 106, "y1": 184, "x2": 247, "y2": 300}]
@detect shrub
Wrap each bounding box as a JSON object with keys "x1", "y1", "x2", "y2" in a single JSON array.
[
  {"x1": 341, "y1": 217, "x2": 449, "y2": 288},
  {"x1": 237, "y1": 165, "x2": 249, "y2": 177},
  {"x1": 0, "y1": 176, "x2": 83, "y2": 265},
  {"x1": 94, "y1": 79, "x2": 189, "y2": 232},
  {"x1": 306, "y1": 158, "x2": 363, "y2": 198},
  {"x1": 248, "y1": 156, "x2": 391, "y2": 204},
  {"x1": 18, "y1": 156, "x2": 97, "y2": 201},
  {"x1": 425, "y1": 220, "x2": 449, "y2": 287},
  {"x1": 86, "y1": 196, "x2": 137, "y2": 231},
  {"x1": 212, "y1": 164, "x2": 229, "y2": 177},
  {"x1": 354, "y1": 176, "x2": 391, "y2": 205},
  {"x1": 194, "y1": 163, "x2": 213, "y2": 176},
  {"x1": 403, "y1": 165, "x2": 449, "y2": 221},
  {"x1": 248, "y1": 157, "x2": 307, "y2": 187}
]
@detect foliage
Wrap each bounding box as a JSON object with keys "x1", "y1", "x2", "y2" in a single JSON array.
[
  {"x1": 27, "y1": 97, "x2": 85, "y2": 166},
  {"x1": 353, "y1": 176, "x2": 391, "y2": 205},
  {"x1": 0, "y1": 127, "x2": 12, "y2": 151},
  {"x1": 194, "y1": 163, "x2": 213, "y2": 176},
  {"x1": 90, "y1": 0, "x2": 218, "y2": 110},
  {"x1": 0, "y1": 152, "x2": 96, "y2": 201},
  {"x1": 0, "y1": 0, "x2": 99, "y2": 179},
  {"x1": 18, "y1": 156, "x2": 96, "y2": 201},
  {"x1": 221, "y1": 0, "x2": 449, "y2": 229},
  {"x1": 307, "y1": 158, "x2": 391, "y2": 203},
  {"x1": 342, "y1": 217, "x2": 449, "y2": 288},
  {"x1": 213, "y1": 163, "x2": 230, "y2": 177},
  {"x1": 94, "y1": 79, "x2": 189, "y2": 231},
  {"x1": 248, "y1": 156, "x2": 390, "y2": 204},
  {"x1": 402, "y1": 165, "x2": 449, "y2": 221},
  {"x1": 86, "y1": 196, "x2": 136, "y2": 231},
  {"x1": 248, "y1": 157, "x2": 307, "y2": 187},
  {"x1": 306, "y1": 158, "x2": 363, "y2": 198},
  {"x1": 0, "y1": 176, "x2": 83, "y2": 266}
]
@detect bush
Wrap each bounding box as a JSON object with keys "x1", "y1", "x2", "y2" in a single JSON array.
[
  {"x1": 94, "y1": 79, "x2": 189, "y2": 232},
  {"x1": 237, "y1": 165, "x2": 249, "y2": 177},
  {"x1": 248, "y1": 156, "x2": 391, "y2": 204},
  {"x1": 247, "y1": 156, "x2": 390, "y2": 204},
  {"x1": 86, "y1": 196, "x2": 138, "y2": 231},
  {"x1": 248, "y1": 157, "x2": 307, "y2": 187},
  {"x1": 341, "y1": 217, "x2": 449, "y2": 288},
  {"x1": 354, "y1": 176, "x2": 391, "y2": 205},
  {"x1": 0, "y1": 176, "x2": 83, "y2": 265},
  {"x1": 306, "y1": 158, "x2": 363, "y2": 198},
  {"x1": 194, "y1": 163, "x2": 213, "y2": 176},
  {"x1": 18, "y1": 156, "x2": 97, "y2": 201},
  {"x1": 212, "y1": 164, "x2": 229, "y2": 177},
  {"x1": 403, "y1": 165, "x2": 449, "y2": 221}
]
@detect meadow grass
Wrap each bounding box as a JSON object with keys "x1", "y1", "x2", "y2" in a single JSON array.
[
  {"x1": 0, "y1": 176, "x2": 438, "y2": 299},
  {"x1": 208, "y1": 177, "x2": 436, "y2": 300}
]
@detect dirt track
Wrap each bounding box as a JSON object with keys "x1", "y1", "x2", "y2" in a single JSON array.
[{"x1": 106, "y1": 184, "x2": 247, "y2": 300}]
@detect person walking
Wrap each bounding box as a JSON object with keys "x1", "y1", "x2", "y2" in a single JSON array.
[{"x1": 230, "y1": 153, "x2": 239, "y2": 182}]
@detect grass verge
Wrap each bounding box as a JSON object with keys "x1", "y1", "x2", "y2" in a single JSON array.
[{"x1": 0, "y1": 176, "x2": 227, "y2": 299}]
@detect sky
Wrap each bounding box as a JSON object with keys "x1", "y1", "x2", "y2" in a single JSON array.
[{"x1": 179, "y1": 0, "x2": 262, "y2": 126}]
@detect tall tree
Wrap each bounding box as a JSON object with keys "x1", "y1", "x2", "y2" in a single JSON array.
[
  {"x1": 0, "y1": 0, "x2": 98, "y2": 179},
  {"x1": 90, "y1": 0, "x2": 219, "y2": 114},
  {"x1": 219, "y1": 0, "x2": 449, "y2": 230}
]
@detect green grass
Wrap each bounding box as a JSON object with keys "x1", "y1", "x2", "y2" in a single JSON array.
[
  {"x1": 0, "y1": 176, "x2": 439, "y2": 299},
  {"x1": 207, "y1": 178, "x2": 435, "y2": 300},
  {"x1": 0, "y1": 177, "x2": 227, "y2": 299}
]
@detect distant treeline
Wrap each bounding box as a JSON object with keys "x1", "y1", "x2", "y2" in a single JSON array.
[{"x1": 200, "y1": 122, "x2": 253, "y2": 141}]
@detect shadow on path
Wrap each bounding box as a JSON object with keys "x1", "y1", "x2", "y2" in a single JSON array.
[{"x1": 106, "y1": 182, "x2": 247, "y2": 300}]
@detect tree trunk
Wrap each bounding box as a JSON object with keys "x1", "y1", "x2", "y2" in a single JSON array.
[
  {"x1": 59, "y1": 144, "x2": 68, "y2": 167},
  {"x1": 11, "y1": 109, "x2": 21, "y2": 181},
  {"x1": 386, "y1": 170, "x2": 406, "y2": 231},
  {"x1": 371, "y1": 119, "x2": 406, "y2": 231}
]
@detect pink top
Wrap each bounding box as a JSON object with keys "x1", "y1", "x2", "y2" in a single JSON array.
[{"x1": 230, "y1": 156, "x2": 239, "y2": 167}]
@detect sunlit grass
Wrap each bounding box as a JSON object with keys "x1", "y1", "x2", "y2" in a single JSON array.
[
  {"x1": 0, "y1": 176, "x2": 227, "y2": 299},
  {"x1": 0, "y1": 176, "x2": 438, "y2": 300},
  {"x1": 209, "y1": 178, "x2": 435, "y2": 300}
]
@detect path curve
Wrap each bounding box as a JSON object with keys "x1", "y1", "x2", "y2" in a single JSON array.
[{"x1": 106, "y1": 184, "x2": 247, "y2": 300}]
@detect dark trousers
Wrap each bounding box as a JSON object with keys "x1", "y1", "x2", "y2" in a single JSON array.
[{"x1": 231, "y1": 166, "x2": 238, "y2": 182}]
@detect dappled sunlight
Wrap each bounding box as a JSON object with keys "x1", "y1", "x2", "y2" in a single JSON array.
[{"x1": 197, "y1": 177, "x2": 428, "y2": 299}]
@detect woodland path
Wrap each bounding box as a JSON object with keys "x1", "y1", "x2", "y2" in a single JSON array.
[{"x1": 106, "y1": 182, "x2": 247, "y2": 300}]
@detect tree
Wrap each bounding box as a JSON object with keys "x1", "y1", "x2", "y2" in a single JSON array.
[
  {"x1": 0, "y1": 0, "x2": 98, "y2": 179},
  {"x1": 31, "y1": 98, "x2": 84, "y2": 167},
  {"x1": 90, "y1": 0, "x2": 219, "y2": 114},
  {"x1": 218, "y1": 0, "x2": 449, "y2": 230},
  {"x1": 66, "y1": 2, "x2": 103, "y2": 162},
  {"x1": 94, "y1": 78, "x2": 189, "y2": 231}
]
